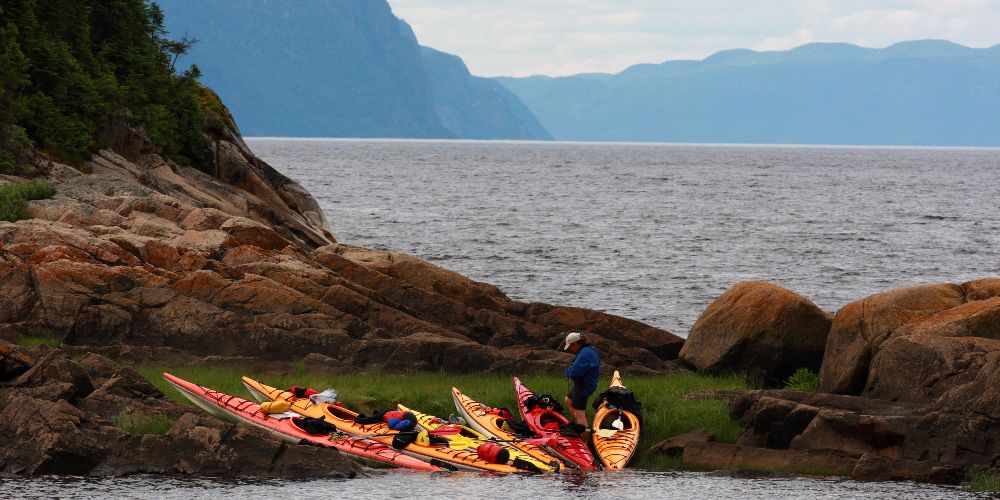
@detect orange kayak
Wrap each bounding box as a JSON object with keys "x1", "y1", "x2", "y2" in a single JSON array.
[
  {"x1": 591, "y1": 370, "x2": 641, "y2": 470},
  {"x1": 451, "y1": 386, "x2": 564, "y2": 469},
  {"x1": 241, "y1": 376, "x2": 526, "y2": 473},
  {"x1": 162, "y1": 373, "x2": 442, "y2": 471}
]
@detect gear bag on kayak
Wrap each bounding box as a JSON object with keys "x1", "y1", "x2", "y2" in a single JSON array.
[
  {"x1": 524, "y1": 393, "x2": 563, "y2": 413},
  {"x1": 294, "y1": 416, "x2": 339, "y2": 435},
  {"x1": 592, "y1": 386, "x2": 643, "y2": 424}
]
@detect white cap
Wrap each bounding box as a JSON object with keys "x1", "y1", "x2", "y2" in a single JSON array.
[{"x1": 563, "y1": 332, "x2": 583, "y2": 350}]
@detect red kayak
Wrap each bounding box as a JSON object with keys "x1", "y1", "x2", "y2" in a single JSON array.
[
  {"x1": 513, "y1": 377, "x2": 600, "y2": 470},
  {"x1": 162, "y1": 373, "x2": 444, "y2": 472}
]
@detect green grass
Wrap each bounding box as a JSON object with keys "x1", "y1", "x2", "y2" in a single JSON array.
[
  {"x1": 16, "y1": 331, "x2": 61, "y2": 347},
  {"x1": 0, "y1": 180, "x2": 56, "y2": 222},
  {"x1": 116, "y1": 410, "x2": 174, "y2": 436},
  {"x1": 784, "y1": 368, "x2": 819, "y2": 392},
  {"x1": 138, "y1": 364, "x2": 749, "y2": 470},
  {"x1": 964, "y1": 473, "x2": 1000, "y2": 492}
]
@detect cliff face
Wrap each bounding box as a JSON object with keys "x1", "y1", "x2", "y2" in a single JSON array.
[
  {"x1": 157, "y1": 0, "x2": 549, "y2": 140},
  {"x1": 421, "y1": 47, "x2": 552, "y2": 140},
  {"x1": 157, "y1": 0, "x2": 448, "y2": 138},
  {"x1": 499, "y1": 40, "x2": 1000, "y2": 146}
]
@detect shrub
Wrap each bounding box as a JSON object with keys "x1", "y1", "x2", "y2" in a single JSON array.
[
  {"x1": 784, "y1": 368, "x2": 819, "y2": 392},
  {"x1": 0, "y1": 180, "x2": 56, "y2": 222}
]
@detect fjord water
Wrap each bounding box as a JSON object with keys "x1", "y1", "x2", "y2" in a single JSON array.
[{"x1": 249, "y1": 139, "x2": 1000, "y2": 335}]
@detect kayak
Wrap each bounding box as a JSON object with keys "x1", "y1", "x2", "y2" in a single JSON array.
[
  {"x1": 591, "y1": 370, "x2": 641, "y2": 470},
  {"x1": 399, "y1": 403, "x2": 554, "y2": 473},
  {"x1": 450, "y1": 386, "x2": 564, "y2": 469},
  {"x1": 161, "y1": 373, "x2": 442, "y2": 471},
  {"x1": 241, "y1": 376, "x2": 524, "y2": 473},
  {"x1": 513, "y1": 377, "x2": 600, "y2": 470}
]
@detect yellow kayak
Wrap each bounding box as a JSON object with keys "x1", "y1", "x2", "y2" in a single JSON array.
[
  {"x1": 241, "y1": 376, "x2": 526, "y2": 473},
  {"x1": 399, "y1": 403, "x2": 555, "y2": 473},
  {"x1": 451, "y1": 386, "x2": 564, "y2": 469},
  {"x1": 591, "y1": 370, "x2": 641, "y2": 470}
]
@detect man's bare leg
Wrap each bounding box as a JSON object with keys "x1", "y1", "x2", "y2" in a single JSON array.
[{"x1": 565, "y1": 396, "x2": 588, "y2": 427}]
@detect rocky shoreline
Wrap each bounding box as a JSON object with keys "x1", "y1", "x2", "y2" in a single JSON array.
[{"x1": 667, "y1": 279, "x2": 1000, "y2": 485}]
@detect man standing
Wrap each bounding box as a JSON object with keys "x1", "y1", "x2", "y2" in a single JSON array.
[{"x1": 562, "y1": 331, "x2": 601, "y2": 428}]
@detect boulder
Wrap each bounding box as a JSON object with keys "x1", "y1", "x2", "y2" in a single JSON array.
[
  {"x1": 818, "y1": 283, "x2": 965, "y2": 395},
  {"x1": 650, "y1": 428, "x2": 715, "y2": 456},
  {"x1": 865, "y1": 334, "x2": 1000, "y2": 403},
  {"x1": 680, "y1": 281, "x2": 832, "y2": 385}
]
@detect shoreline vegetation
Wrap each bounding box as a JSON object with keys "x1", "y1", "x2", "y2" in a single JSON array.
[{"x1": 138, "y1": 365, "x2": 749, "y2": 471}]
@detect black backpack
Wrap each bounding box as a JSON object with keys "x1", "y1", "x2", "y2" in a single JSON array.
[
  {"x1": 592, "y1": 386, "x2": 643, "y2": 424},
  {"x1": 294, "y1": 416, "x2": 339, "y2": 435}
]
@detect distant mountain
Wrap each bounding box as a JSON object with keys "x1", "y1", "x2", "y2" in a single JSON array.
[
  {"x1": 157, "y1": 0, "x2": 548, "y2": 140},
  {"x1": 498, "y1": 40, "x2": 1000, "y2": 146},
  {"x1": 421, "y1": 47, "x2": 550, "y2": 140}
]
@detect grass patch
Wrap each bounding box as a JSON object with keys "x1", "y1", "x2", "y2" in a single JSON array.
[
  {"x1": 16, "y1": 331, "x2": 61, "y2": 348},
  {"x1": 138, "y1": 364, "x2": 749, "y2": 470},
  {"x1": 784, "y1": 368, "x2": 818, "y2": 392},
  {"x1": 964, "y1": 473, "x2": 1000, "y2": 492},
  {"x1": 116, "y1": 410, "x2": 173, "y2": 436},
  {"x1": 0, "y1": 180, "x2": 56, "y2": 222}
]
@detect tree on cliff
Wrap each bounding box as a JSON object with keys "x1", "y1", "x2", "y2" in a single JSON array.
[{"x1": 0, "y1": 0, "x2": 209, "y2": 172}]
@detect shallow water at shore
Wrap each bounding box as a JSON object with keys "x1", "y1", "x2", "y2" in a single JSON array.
[
  {"x1": 249, "y1": 139, "x2": 1000, "y2": 335},
  {"x1": 3, "y1": 470, "x2": 987, "y2": 499}
]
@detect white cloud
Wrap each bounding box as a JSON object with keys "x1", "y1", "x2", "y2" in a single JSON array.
[{"x1": 389, "y1": 0, "x2": 1000, "y2": 77}]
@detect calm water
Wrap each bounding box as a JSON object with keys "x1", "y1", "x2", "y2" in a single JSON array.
[
  {"x1": 250, "y1": 139, "x2": 1000, "y2": 335},
  {"x1": 2, "y1": 470, "x2": 986, "y2": 499}
]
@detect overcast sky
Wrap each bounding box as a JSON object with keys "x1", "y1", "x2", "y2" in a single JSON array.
[{"x1": 390, "y1": 0, "x2": 1000, "y2": 77}]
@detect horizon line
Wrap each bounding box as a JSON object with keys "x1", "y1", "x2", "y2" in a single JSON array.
[{"x1": 244, "y1": 137, "x2": 1000, "y2": 151}]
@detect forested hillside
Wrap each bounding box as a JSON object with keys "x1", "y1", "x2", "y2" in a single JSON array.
[{"x1": 0, "y1": 0, "x2": 210, "y2": 172}]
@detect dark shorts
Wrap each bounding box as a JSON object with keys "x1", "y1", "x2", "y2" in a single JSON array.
[{"x1": 568, "y1": 385, "x2": 593, "y2": 410}]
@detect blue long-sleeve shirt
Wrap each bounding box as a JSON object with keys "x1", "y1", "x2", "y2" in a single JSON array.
[{"x1": 564, "y1": 345, "x2": 601, "y2": 394}]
